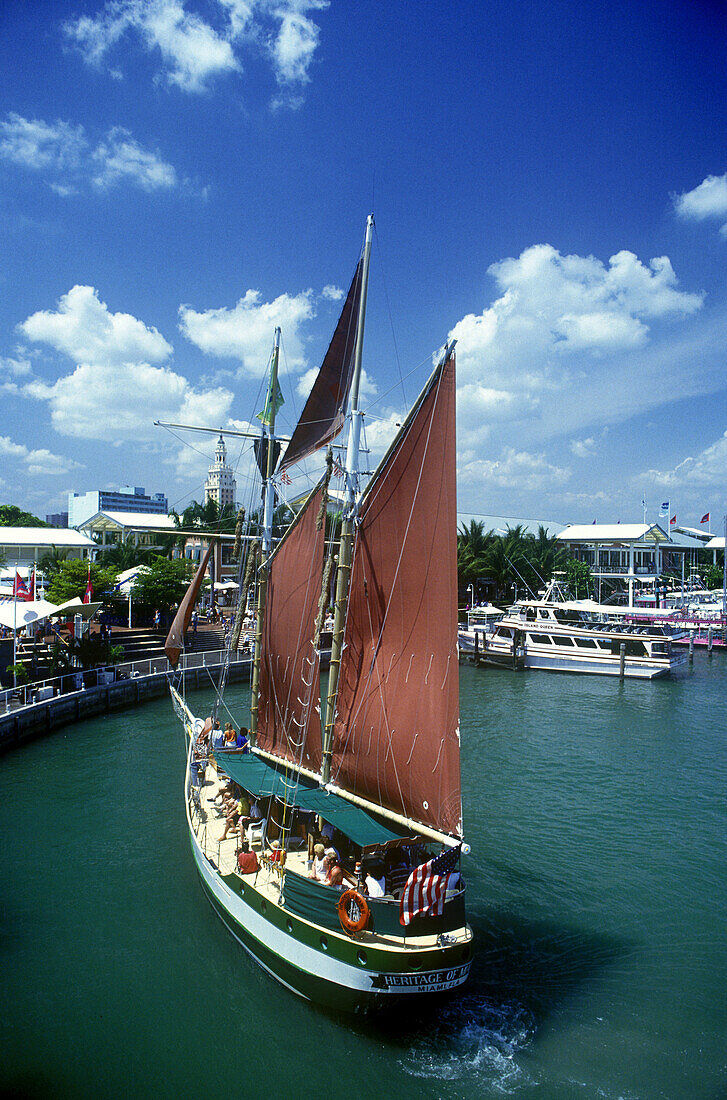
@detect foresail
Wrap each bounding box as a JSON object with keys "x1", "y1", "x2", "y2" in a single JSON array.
[
  {"x1": 279, "y1": 258, "x2": 364, "y2": 473},
  {"x1": 330, "y1": 353, "x2": 462, "y2": 838},
  {"x1": 164, "y1": 540, "x2": 215, "y2": 668},
  {"x1": 257, "y1": 487, "x2": 325, "y2": 773}
]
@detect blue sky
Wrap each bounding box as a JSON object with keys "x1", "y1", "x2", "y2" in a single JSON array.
[{"x1": 0, "y1": 0, "x2": 725, "y2": 529}]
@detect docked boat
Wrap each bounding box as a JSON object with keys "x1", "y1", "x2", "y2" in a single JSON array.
[
  {"x1": 465, "y1": 580, "x2": 688, "y2": 678},
  {"x1": 166, "y1": 216, "x2": 472, "y2": 1011}
]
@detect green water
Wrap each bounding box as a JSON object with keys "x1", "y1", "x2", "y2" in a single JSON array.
[{"x1": 1, "y1": 656, "x2": 726, "y2": 1099}]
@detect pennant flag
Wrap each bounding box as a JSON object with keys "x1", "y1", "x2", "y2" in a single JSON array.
[
  {"x1": 701, "y1": 512, "x2": 710, "y2": 524},
  {"x1": 400, "y1": 845, "x2": 461, "y2": 926},
  {"x1": 256, "y1": 372, "x2": 284, "y2": 428},
  {"x1": 13, "y1": 571, "x2": 29, "y2": 600},
  {"x1": 27, "y1": 569, "x2": 35, "y2": 600},
  {"x1": 670, "y1": 514, "x2": 676, "y2": 526},
  {"x1": 332, "y1": 455, "x2": 345, "y2": 478},
  {"x1": 659, "y1": 501, "x2": 669, "y2": 517},
  {"x1": 279, "y1": 470, "x2": 291, "y2": 485},
  {"x1": 83, "y1": 563, "x2": 93, "y2": 604}
]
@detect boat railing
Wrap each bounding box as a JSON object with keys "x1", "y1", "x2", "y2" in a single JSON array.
[{"x1": 0, "y1": 646, "x2": 250, "y2": 716}]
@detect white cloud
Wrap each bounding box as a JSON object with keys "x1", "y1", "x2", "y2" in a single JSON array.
[
  {"x1": 570, "y1": 437, "x2": 597, "y2": 458},
  {"x1": 0, "y1": 113, "x2": 178, "y2": 194},
  {"x1": 674, "y1": 173, "x2": 727, "y2": 235},
  {"x1": 18, "y1": 286, "x2": 233, "y2": 441},
  {"x1": 321, "y1": 284, "x2": 343, "y2": 301},
  {"x1": 91, "y1": 128, "x2": 177, "y2": 190},
  {"x1": 639, "y1": 430, "x2": 727, "y2": 490},
  {"x1": 0, "y1": 435, "x2": 81, "y2": 476},
  {"x1": 65, "y1": 0, "x2": 328, "y2": 101},
  {"x1": 20, "y1": 286, "x2": 172, "y2": 366},
  {"x1": 179, "y1": 288, "x2": 314, "y2": 375},
  {"x1": 458, "y1": 447, "x2": 571, "y2": 493},
  {"x1": 447, "y1": 243, "x2": 704, "y2": 448},
  {"x1": 0, "y1": 355, "x2": 32, "y2": 377}
]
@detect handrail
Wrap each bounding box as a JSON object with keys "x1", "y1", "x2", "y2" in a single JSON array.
[{"x1": 0, "y1": 646, "x2": 252, "y2": 716}]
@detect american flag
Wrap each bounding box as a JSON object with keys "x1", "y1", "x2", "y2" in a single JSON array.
[
  {"x1": 332, "y1": 455, "x2": 345, "y2": 478},
  {"x1": 399, "y1": 845, "x2": 461, "y2": 926}
]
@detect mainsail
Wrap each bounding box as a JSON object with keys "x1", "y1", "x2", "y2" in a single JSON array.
[
  {"x1": 164, "y1": 541, "x2": 215, "y2": 668},
  {"x1": 329, "y1": 352, "x2": 462, "y2": 838},
  {"x1": 256, "y1": 487, "x2": 325, "y2": 773},
  {"x1": 279, "y1": 258, "x2": 364, "y2": 473}
]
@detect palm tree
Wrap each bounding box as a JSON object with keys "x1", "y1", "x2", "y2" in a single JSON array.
[{"x1": 457, "y1": 520, "x2": 494, "y2": 589}]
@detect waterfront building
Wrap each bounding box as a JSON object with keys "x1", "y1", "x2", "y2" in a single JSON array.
[
  {"x1": 204, "y1": 435, "x2": 236, "y2": 512},
  {"x1": 78, "y1": 511, "x2": 177, "y2": 549},
  {"x1": 0, "y1": 527, "x2": 96, "y2": 578},
  {"x1": 45, "y1": 512, "x2": 69, "y2": 528},
  {"x1": 68, "y1": 486, "x2": 168, "y2": 529},
  {"x1": 557, "y1": 523, "x2": 705, "y2": 605}
]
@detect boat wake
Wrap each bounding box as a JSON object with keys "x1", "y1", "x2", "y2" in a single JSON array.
[{"x1": 399, "y1": 993, "x2": 535, "y2": 1092}]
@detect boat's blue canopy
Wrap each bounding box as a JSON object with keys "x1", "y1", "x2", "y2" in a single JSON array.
[{"x1": 213, "y1": 751, "x2": 410, "y2": 848}]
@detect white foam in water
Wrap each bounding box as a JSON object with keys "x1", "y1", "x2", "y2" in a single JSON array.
[{"x1": 400, "y1": 996, "x2": 535, "y2": 1092}]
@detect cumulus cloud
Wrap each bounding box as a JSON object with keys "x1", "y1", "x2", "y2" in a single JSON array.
[
  {"x1": 447, "y1": 243, "x2": 704, "y2": 451},
  {"x1": 0, "y1": 113, "x2": 178, "y2": 194},
  {"x1": 179, "y1": 288, "x2": 314, "y2": 375},
  {"x1": 64, "y1": 0, "x2": 328, "y2": 101},
  {"x1": 0, "y1": 435, "x2": 81, "y2": 476},
  {"x1": 674, "y1": 172, "x2": 727, "y2": 235},
  {"x1": 458, "y1": 446, "x2": 571, "y2": 493},
  {"x1": 321, "y1": 284, "x2": 343, "y2": 301},
  {"x1": 18, "y1": 286, "x2": 233, "y2": 441}
]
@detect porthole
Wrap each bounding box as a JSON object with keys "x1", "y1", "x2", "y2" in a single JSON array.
[
  {"x1": 357, "y1": 950, "x2": 368, "y2": 966},
  {"x1": 286, "y1": 919, "x2": 294, "y2": 933},
  {"x1": 320, "y1": 935, "x2": 328, "y2": 951},
  {"x1": 261, "y1": 899, "x2": 267, "y2": 913}
]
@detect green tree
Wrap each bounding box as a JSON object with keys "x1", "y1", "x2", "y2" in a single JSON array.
[
  {"x1": 131, "y1": 557, "x2": 194, "y2": 613},
  {"x1": 46, "y1": 560, "x2": 117, "y2": 604},
  {"x1": 38, "y1": 545, "x2": 70, "y2": 580},
  {"x1": 457, "y1": 520, "x2": 494, "y2": 590},
  {"x1": 0, "y1": 504, "x2": 49, "y2": 527},
  {"x1": 98, "y1": 542, "x2": 157, "y2": 571},
  {"x1": 565, "y1": 557, "x2": 593, "y2": 599}
]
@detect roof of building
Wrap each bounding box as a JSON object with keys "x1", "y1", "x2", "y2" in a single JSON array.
[
  {"x1": 456, "y1": 513, "x2": 566, "y2": 537},
  {"x1": 558, "y1": 523, "x2": 670, "y2": 543},
  {"x1": 706, "y1": 535, "x2": 725, "y2": 550},
  {"x1": 673, "y1": 525, "x2": 713, "y2": 542},
  {"x1": 0, "y1": 527, "x2": 96, "y2": 548},
  {"x1": 78, "y1": 511, "x2": 177, "y2": 532}
]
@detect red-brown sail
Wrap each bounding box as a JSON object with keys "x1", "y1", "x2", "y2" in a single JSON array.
[
  {"x1": 256, "y1": 488, "x2": 324, "y2": 772},
  {"x1": 329, "y1": 353, "x2": 461, "y2": 838},
  {"x1": 279, "y1": 258, "x2": 363, "y2": 473},
  {"x1": 164, "y1": 540, "x2": 215, "y2": 668}
]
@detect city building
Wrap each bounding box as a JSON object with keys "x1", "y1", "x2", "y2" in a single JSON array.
[
  {"x1": 45, "y1": 512, "x2": 69, "y2": 527},
  {"x1": 68, "y1": 486, "x2": 168, "y2": 528},
  {"x1": 0, "y1": 527, "x2": 96, "y2": 577},
  {"x1": 204, "y1": 435, "x2": 236, "y2": 512},
  {"x1": 77, "y1": 511, "x2": 177, "y2": 549}
]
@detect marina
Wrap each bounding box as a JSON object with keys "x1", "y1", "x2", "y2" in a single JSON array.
[{"x1": 1, "y1": 653, "x2": 725, "y2": 1097}]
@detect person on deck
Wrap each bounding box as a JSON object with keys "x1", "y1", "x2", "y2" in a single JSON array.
[
  {"x1": 236, "y1": 841, "x2": 259, "y2": 875},
  {"x1": 324, "y1": 849, "x2": 344, "y2": 889},
  {"x1": 223, "y1": 723, "x2": 237, "y2": 746},
  {"x1": 235, "y1": 727, "x2": 250, "y2": 752},
  {"x1": 210, "y1": 720, "x2": 225, "y2": 751},
  {"x1": 310, "y1": 842, "x2": 327, "y2": 881},
  {"x1": 363, "y1": 863, "x2": 386, "y2": 898}
]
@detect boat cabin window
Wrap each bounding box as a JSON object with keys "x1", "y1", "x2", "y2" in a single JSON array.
[
  {"x1": 525, "y1": 607, "x2": 536, "y2": 621},
  {"x1": 496, "y1": 627, "x2": 511, "y2": 638},
  {"x1": 552, "y1": 635, "x2": 575, "y2": 646},
  {"x1": 528, "y1": 633, "x2": 553, "y2": 645},
  {"x1": 537, "y1": 608, "x2": 552, "y2": 619},
  {"x1": 611, "y1": 639, "x2": 647, "y2": 657},
  {"x1": 553, "y1": 608, "x2": 580, "y2": 624},
  {"x1": 574, "y1": 637, "x2": 598, "y2": 648}
]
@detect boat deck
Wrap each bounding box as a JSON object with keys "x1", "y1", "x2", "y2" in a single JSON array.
[{"x1": 189, "y1": 758, "x2": 471, "y2": 953}]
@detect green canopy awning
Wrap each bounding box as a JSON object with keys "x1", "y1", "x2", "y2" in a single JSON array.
[{"x1": 213, "y1": 751, "x2": 410, "y2": 848}]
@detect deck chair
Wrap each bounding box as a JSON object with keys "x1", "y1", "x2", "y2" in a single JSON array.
[{"x1": 246, "y1": 819, "x2": 266, "y2": 851}]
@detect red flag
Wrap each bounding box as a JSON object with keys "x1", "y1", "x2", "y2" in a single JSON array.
[
  {"x1": 399, "y1": 845, "x2": 461, "y2": 926},
  {"x1": 28, "y1": 569, "x2": 35, "y2": 600},
  {"x1": 700, "y1": 512, "x2": 710, "y2": 524},
  {"x1": 83, "y1": 563, "x2": 93, "y2": 604},
  {"x1": 670, "y1": 514, "x2": 676, "y2": 526},
  {"x1": 13, "y1": 571, "x2": 29, "y2": 600}
]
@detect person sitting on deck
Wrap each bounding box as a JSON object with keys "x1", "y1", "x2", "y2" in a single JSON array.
[
  {"x1": 324, "y1": 849, "x2": 344, "y2": 889},
  {"x1": 223, "y1": 723, "x2": 237, "y2": 747},
  {"x1": 220, "y1": 789, "x2": 244, "y2": 841},
  {"x1": 235, "y1": 727, "x2": 250, "y2": 752},
  {"x1": 236, "y1": 840, "x2": 259, "y2": 875},
  {"x1": 362, "y1": 862, "x2": 386, "y2": 898},
  {"x1": 310, "y1": 842, "x2": 327, "y2": 881},
  {"x1": 268, "y1": 840, "x2": 284, "y2": 863}
]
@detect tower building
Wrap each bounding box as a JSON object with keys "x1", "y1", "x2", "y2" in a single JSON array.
[{"x1": 205, "y1": 434, "x2": 236, "y2": 511}]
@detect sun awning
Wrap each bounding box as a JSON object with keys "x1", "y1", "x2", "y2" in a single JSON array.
[{"x1": 214, "y1": 751, "x2": 410, "y2": 847}]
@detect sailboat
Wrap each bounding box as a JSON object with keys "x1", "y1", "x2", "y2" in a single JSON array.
[{"x1": 166, "y1": 216, "x2": 473, "y2": 1011}]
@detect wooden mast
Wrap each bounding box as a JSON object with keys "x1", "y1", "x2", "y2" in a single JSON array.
[
  {"x1": 250, "y1": 327, "x2": 281, "y2": 745},
  {"x1": 322, "y1": 214, "x2": 373, "y2": 783}
]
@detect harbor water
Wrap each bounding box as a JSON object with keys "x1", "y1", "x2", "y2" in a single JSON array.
[{"x1": 1, "y1": 654, "x2": 725, "y2": 1099}]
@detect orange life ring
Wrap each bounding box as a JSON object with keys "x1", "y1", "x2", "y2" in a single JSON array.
[{"x1": 337, "y1": 889, "x2": 370, "y2": 935}]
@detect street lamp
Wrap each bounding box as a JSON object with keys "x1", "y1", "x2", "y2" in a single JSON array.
[{"x1": 467, "y1": 583, "x2": 474, "y2": 609}]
